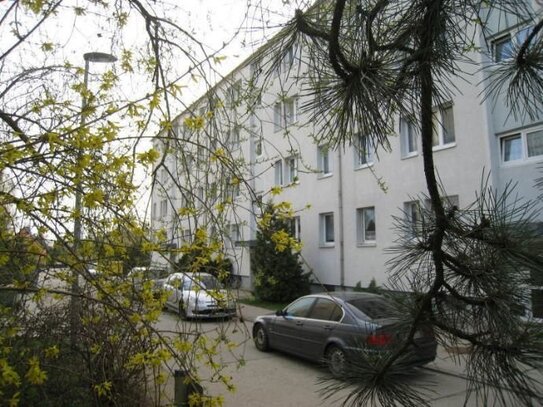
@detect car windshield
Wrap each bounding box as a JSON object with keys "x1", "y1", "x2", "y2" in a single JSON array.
[
  {"x1": 346, "y1": 298, "x2": 396, "y2": 320},
  {"x1": 149, "y1": 268, "x2": 169, "y2": 279},
  {"x1": 190, "y1": 275, "x2": 222, "y2": 290}
]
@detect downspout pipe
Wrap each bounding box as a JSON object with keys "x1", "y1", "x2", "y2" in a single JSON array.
[{"x1": 337, "y1": 149, "x2": 345, "y2": 289}]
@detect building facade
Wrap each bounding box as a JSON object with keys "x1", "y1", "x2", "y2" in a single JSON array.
[{"x1": 151, "y1": 2, "x2": 543, "y2": 318}]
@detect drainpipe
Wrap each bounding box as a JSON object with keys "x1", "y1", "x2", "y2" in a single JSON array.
[{"x1": 337, "y1": 149, "x2": 345, "y2": 289}]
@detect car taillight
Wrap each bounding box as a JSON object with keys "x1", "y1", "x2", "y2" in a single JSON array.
[{"x1": 367, "y1": 333, "x2": 392, "y2": 346}]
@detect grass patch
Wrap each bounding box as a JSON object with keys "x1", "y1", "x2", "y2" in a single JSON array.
[{"x1": 238, "y1": 296, "x2": 289, "y2": 311}]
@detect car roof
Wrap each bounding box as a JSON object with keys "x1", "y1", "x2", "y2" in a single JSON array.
[
  {"x1": 309, "y1": 291, "x2": 384, "y2": 301},
  {"x1": 168, "y1": 272, "x2": 214, "y2": 278}
]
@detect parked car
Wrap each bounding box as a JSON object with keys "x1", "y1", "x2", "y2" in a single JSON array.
[
  {"x1": 162, "y1": 272, "x2": 236, "y2": 319},
  {"x1": 252, "y1": 292, "x2": 437, "y2": 377},
  {"x1": 128, "y1": 266, "x2": 170, "y2": 289}
]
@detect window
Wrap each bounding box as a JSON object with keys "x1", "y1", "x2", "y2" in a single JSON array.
[
  {"x1": 249, "y1": 93, "x2": 262, "y2": 129},
  {"x1": 227, "y1": 178, "x2": 240, "y2": 200},
  {"x1": 180, "y1": 229, "x2": 192, "y2": 244},
  {"x1": 273, "y1": 102, "x2": 282, "y2": 132},
  {"x1": 276, "y1": 44, "x2": 300, "y2": 77},
  {"x1": 285, "y1": 156, "x2": 298, "y2": 184},
  {"x1": 355, "y1": 134, "x2": 374, "y2": 167},
  {"x1": 274, "y1": 159, "x2": 283, "y2": 186},
  {"x1": 227, "y1": 79, "x2": 241, "y2": 107},
  {"x1": 250, "y1": 60, "x2": 261, "y2": 78},
  {"x1": 320, "y1": 213, "x2": 335, "y2": 245},
  {"x1": 229, "y1": 224, "x2": 240, "y2": 244},
  {"x1": 273, "y1": 98, "x2": 298, "y2": 132},
  {"x1": 404, "y1": 201, "x2": 421, "y2": 237},
  {"x1": 209, "y1": 136, "x2": 218, "y2": 152},
  {"x1": 160, "y1": 168, "x2": 168, "y2": 184},
  {"x1": 227, "y1": 126, "x2": 240, "y2": 150},
  {"x1": 152, "y1": 202, "x2": 157, "y2": 219},
  {"x1": 288, "y1": 216, "x2": 301, "y2": 241},
  {"x1": 530, "y1": 268, "x2": 543, "y2": 319},
  {"x1": 424, "y1": 195, "x2": 459, "y2": 220},
  {"x1": 196, "y1": 187, "x2": 204, "y2": 209},
  {"x1": 317, "y1": 145, "x2": 332, "y2": 176},
  {"x1": 197, "y1": 144, "x2": 206, "y2": 162},
  {"x1": 160, "y1": 199, "x2": 168, "y2": 217},
  {"x1": 400, "y1": 116, "x2": 418, "y2": 157},
  {"x1": 308, "y1": 298, "x2": 343, "y2": 322},
  {"x1": 284, "y1": 98, "x2": 297, "y2": 126},
  {"x1": 254, "y1": 135, "x2": 263, "y2": 156},
  {"x1": 500, "y1": 127, "x2": 543, "y2": 163},
  {"x1": 493, "y1": 26, "x2": 533, "y2": 62},
  {"x1": 357, "y1": 207, "x2": 376, "y2": 244},
  {"x1": 527, "y1": 129, "x2": 543, "y2": 158},
  {"x1": 284, "y1": 296, "x2": 315, "y2": 317},
  {"x1": 502, "y1": 134, "x2": 522, "y2": 162},
  {"x1": 432, "y1": 104, "x2": 455, "y2": 148}
]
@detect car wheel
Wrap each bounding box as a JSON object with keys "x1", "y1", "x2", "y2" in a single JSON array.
[
  {"x1": 326, "y1": 345, "x2": 346, "y2": 378},
  {"x1": 253, "y1": 324, "x2": 269, "y2": 352},
  {"x1": 179, "y1": 301, "x2": 187, "y2": 319}
]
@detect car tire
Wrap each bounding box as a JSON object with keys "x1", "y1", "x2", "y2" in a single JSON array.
[
  {"x1": 326, "y1": 345, "x2": 346, "y2": 378},
  {"x1": 253, "y1": 324, "x2": 269, "y2": 352},
  {"x1": 179, "y1": 301, "x2": 187, "y2": 319}
]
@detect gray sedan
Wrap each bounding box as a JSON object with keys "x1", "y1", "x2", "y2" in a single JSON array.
[{"x1": 252, "y1": 292, "x2": 437, "y2": 377}]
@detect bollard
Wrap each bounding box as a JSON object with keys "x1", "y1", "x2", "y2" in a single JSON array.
[{"x1": 174, "y1": 370, "x2": 203, "y2": 407}]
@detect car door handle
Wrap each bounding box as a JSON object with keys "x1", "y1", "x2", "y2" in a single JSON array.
[
  {"x1": 323, "y1": 325, "x2": 333, "y2": 330},
  {"x1": 295, "y1": 321, "x2": 304, "y2": 326}
]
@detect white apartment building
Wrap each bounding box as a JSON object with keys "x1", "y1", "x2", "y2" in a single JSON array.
[{"x1": 151, "y1": 2, "x2": 543, "y2": 318}]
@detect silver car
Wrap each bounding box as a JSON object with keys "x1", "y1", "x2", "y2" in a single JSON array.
[
  {"x1": 162, "y1": 272, "x2": 236, "y2": 319},
  {"x1": 252, "y1": 292, "x2": 437, "y2": 377}
]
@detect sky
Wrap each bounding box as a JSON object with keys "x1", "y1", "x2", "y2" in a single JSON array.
[{"x1": 0, "y1": 0, "x2": 310, "y2": 229}]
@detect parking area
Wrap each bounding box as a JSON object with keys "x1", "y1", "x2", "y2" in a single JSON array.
[{"x1": 157, "y1": 302, "x2": 542, "y2": 407}]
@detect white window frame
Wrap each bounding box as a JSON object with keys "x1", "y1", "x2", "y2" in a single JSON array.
[
  {"x1": 357, "y1": 207, "x2": 376, "y2": 245},
  {"x1": 180, "y1": 229, "x2": 192, "y2": 245},
  {"x1": 227, "y1": 79, "x2": 241, "y2": 107},
  {"x1": 400, "y1": 116, "x2": 418, "y2": 158},
  {"x1": 249, "y1": 93, "x2": 262, "y2": 129},
  {"x1": 432, "y1": 103, "x2": 455, "y2": 149},
  {"x1": 317, "y1": 145, "x2": 332, "y2": 176},
  {"x1": 404, "y1": 201, "x2": 421, "y2": 238},
  {"x1": 285, "y1": 156, "x2": 298, "y2": 184},
  {"x1": 229, "y1": 178, "x2": 240, "y2": 200},
  {"x1": 284, "y1": 97, "x2": 298, "y2": 126},
  {"x1": 273, "y1": 102, "x2": 282, "y2": 132},
  {"x1": 276, "y1": 44, "x2": 300, "y2": 77},
  {"x1": 273, "y1": 97, "x2": 298, "y2": 132},
  {"x1": 250, "y1": 60, "x2": 260, "y2": 78},
  {"x1": 354, "y1": 133, "x2": 374, "y2": 168},
  {"x1": 320, "y1": 212, "x2": 335, "y2": 246},
  {"x1": 254, "y1": 135, "x2": 263, "y2": 157},
  {"x1": 528, "y1": 278, "x2": 543, "y2": 321},
  {"x1": 229, "y1": 224, "x2": 240, "y2": 246},
  {"x1": 228, "y1": 126, "x2": 241, "y2": 150},
  {"x1": 499, "y1": 126, "x2": 543, "y2": 164},
  {"x1": 274, "y1": 159, "x2": 283, "y2": 186},
  {"x1": 196, "y1": 187, "x2": 204, "y2": 209},
  {"x1": 492, "y1": 25, "x2": 535, "y2": 63},
  {"x1": 160, "y1": 199, "x2": 168, "y2": 217},
  {"x1": 289, "y1": 216, "x2": 301, "y2": 241}
]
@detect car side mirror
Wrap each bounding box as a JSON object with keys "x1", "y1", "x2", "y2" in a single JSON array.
[{"x1": 275, "y1": 309, "x2": 286, "y2": 317}]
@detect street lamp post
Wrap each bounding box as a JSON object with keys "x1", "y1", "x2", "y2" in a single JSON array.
[{"x1": 70, "y1": 51, "x2": 116, "y2": 345}]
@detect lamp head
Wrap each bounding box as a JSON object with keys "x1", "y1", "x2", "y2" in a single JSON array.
[{"x1": 83, "y1": 52, "x2": 117, "y2": 63}]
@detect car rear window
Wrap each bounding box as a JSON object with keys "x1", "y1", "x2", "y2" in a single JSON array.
[{"x1": 346, "y1": 298, "x2": 396, "y2": 320}]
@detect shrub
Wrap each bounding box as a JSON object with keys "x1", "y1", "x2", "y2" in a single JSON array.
[{"x1": 252, "y1": 202, "x2": 311, "y2": 303}]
